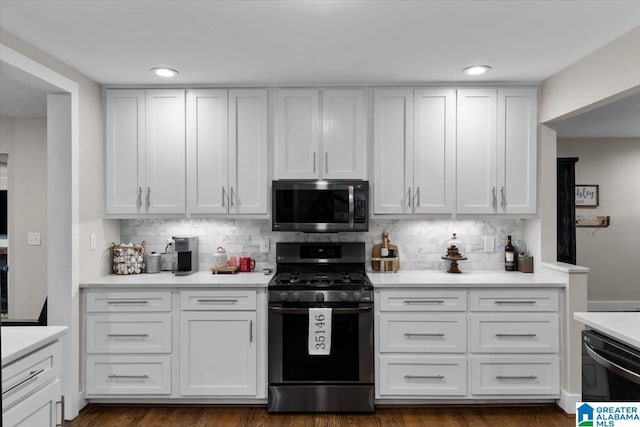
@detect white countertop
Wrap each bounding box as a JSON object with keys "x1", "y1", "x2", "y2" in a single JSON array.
[
  {"x1": 368, "y1": 269, "x2": 566, "y2": 287},
  {"x1": 574, "y1": 312, "x2": 640, "y2": 351},
  {"x1": 81, "y1": 271, "x2": 272, "y2": 288},
  {"x1": 2, "y1": 326, "x2": 67, "y2": 366}
]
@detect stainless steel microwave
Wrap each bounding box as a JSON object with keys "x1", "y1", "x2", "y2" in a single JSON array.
[{"x1": 272, "y1": 180, "x2": 369, "y2": 232}]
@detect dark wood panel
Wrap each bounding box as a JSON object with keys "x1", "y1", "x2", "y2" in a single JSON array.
[
  {"x1": 557, "y1": 157, "x2": 579, "y2": 265},
  {"x1": 69, "y1": 404, "x2": 575, "y2": 427}
]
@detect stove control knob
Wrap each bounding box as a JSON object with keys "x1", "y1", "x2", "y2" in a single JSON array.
[
  {"x1": 279, "y1": 292, "x2": 288, "y2": 301},
  {"x1": 291, "y1": 292, "x2": 301, "y2": 302},
  {"x1": 315, "y1": 292, "x2": 325, "y2": 302},
  {"x1": 354, "y1": 292, "x2": 361, "y2": 301},
  {"x1": 339, "y1": 292, "x2": 349, "y2": 302}
]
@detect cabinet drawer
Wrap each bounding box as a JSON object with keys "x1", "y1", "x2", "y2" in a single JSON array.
[
  {"x1": 379, "y1": 291, "x2": 467, "y2": 312},
  {"x1": 470, "y1": 356, "x2": 559, "y2": 396},
  {"x1": 2, "y1": 378, "x2": 61, "y2": 427},
  {"x1": 2, "y1": 341, "x2": 61, "y2": 411},
  {"x1": 470, "y1": 314, "x2": 559, "y2": 353},
  {"x1": 86, "y1": 291, "x2": 172, "y2": 312},
  {"x1": 180, "y1": 290, "x2": 256, "y2": 310},
  {"x1": 86, "y1": 314, "x2": 172, "y2": 354},
  {"x1": 379, "y1": 314, "x2": 466, "y2": 353},
  {"x1": 86, "y1": 355, "x2": 171, "y2": 395},
  {"x1": 469, "y1": 289, "x2": 558, "y2": 312},
  {"x1": 379, "y1": 355, "x2": 467, "y2": 397}
]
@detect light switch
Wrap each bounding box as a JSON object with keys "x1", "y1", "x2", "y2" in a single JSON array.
[
  {"x1": 28, "y1": 232, "x2": 41, "y2": 246},
  {"x1": 260, "y1": 238, "x2": 270, "y2": 253},
  {"x1": 483, "y1": 237, "x2": 494, "y2": 253}
]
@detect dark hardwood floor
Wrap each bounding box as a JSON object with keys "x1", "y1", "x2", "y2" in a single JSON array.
[{"x1": 69, "y1": 404, "x2": 575, "y2": 427}]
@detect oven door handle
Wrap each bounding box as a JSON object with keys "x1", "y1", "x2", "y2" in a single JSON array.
[
  {"x1": 269, "y1": 306, "x2": 372, "y2": 315},
  {"x1": 584, "y1": 342, "x2": 640, "y2": 385}
]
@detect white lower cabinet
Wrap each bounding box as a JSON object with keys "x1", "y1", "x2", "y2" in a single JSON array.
[
  {"x1": 179, "y1": 311, "x2": 257, "y2": 396},
  {"x1": 2, "y1": 379, "x2": 61, "y2": 427},
  {"x1": 84, "y1": 287, "x2": 265, "y2": 401},
  {"x1": 376, "y1": 287, "x2": 561, "y2": 401}
]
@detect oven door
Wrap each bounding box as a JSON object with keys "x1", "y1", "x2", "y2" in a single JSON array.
[
  {"x1": 268, "y1": 302, "x2": 373, "y2": 384},
  {"x1": 582, "y1": 330, "x2": 640, "y2": 401}
]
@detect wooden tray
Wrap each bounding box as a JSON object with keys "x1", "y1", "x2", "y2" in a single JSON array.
[{"x1": 210, "y1": 266, "x2": 240, "y2": 274}]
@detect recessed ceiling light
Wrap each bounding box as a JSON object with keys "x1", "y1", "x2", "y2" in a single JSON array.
[
  {"x1": 151, "y1": 67, "x2": 179, "y2": 77},
  {"x1": 463, "y1": 65, "x2": 491, "y2": 76}
]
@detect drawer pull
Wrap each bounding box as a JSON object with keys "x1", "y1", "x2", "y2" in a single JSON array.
[
  {"x1": 107, "y1": 334, "x2": 149, "y2": 338},
  {"x1": 496, "y1": 375, "x2": 538, "y2": 380},
  {"x1": 107, "y1": 300, "x2": 149, "y2": 305},
  {"x1": 404, "y1": 333, "x2": 445, "y2": 338},
  {"x1": 197, "y1": 299, "x2": 238, "y2": 304},
  {"x1": 404, "y1": 375, "x2": 445, "y2": 380},
  {"x1": 56, "y1": 395, "x2": 65, "y2": 427},
  {"x1": 495, "y1": 333, "x2": 537, "y2": 338},
  {"x1": 494, "y1": 300, "x2": 537, "y2": 305},
  {"x1": 2, "y1": 368, "x2": 46, "y2": 395},
  {"x1": 108, "y1": 374, "x2": 150, "y2": 379},
  {"x1": 404, "y1": 300, "x2": 445, "y2": 305}
]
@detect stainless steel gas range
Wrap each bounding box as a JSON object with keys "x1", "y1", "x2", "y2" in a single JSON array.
[{"x1": 267, "y1": 242, "x2": 374, "y2": 412}]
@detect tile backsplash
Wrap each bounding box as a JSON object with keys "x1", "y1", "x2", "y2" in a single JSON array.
[{"x1": 121, "y1": 218, "x2": 527, "y2": 272}]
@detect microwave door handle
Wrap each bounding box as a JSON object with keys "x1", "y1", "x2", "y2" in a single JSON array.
[
  {"x1": 348, "y1": 186, "x2": 355, "y2": 227},
  {"x1": 584, "y1": 342, "x2": 640, "y2": 385},
  {"x1": 269, "y1": 306, "x2": 372, "y2": 315}
]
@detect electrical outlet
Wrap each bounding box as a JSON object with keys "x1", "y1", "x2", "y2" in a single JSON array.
[
  {"x1": 260, "y1": 238, "x2": 270, "y2": 253},
  {"x1": 90, "y1": 233, "x2": 96, "y2": 250},
  {"x1": 27, "y1": 232, "x2": 41, "y2": 246},
  {"x1": 484, "y1": 237, "x2": 494, "y2": 253}
]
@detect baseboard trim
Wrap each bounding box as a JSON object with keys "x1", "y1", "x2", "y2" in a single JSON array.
[
  {"x1": 557, "y1": 390, "x2": 580, "y2": 414},
  {"x1": 588, "y1": 300, "x2": 640, "y2": 312},
  {"x1": 66, "y1": 390, "x2": 86, "y2": 421}
]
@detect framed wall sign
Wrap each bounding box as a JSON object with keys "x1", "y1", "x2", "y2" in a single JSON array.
[{"x1": 575, "y1": 185, "x2": 599, "y2": 207}]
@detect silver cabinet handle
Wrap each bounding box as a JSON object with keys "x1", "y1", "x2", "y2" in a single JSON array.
[
  {"x1": 249, "y1": 320, "x2": 253, "y2": 343},
  {"x1": 585, "y1": 342, "x2": 640, "y2": 385},
  {"x1": 407, "y1": 187, "x2": 412, "y2": 209},
  {"x1": 230, "y1": 187, "x2": 235, "y2": 207},
  {"x1": 500, "y1": 186, "x2": 506, "y2": 209},
  {"x1": 404, "y1": 375, "x2": 445, "y2": 380},
  {"x1": 56, "y1": 395, "x2": 65, "y2": 427},
  {"x1": 108, "y1": 374, "x2": 149, "y2": 379},
  {"x1": 404, "y1": 333, "x2": 445, "y2": 338},
  {"x1": 146, "y1": 186, "x2": 151, "y2": 207},
  {"x1": 222, "y1": 187, "x2": 226, "y2": 207},
  {"x1": 137, "y1": 186, "x2": 142, "y2": 208},
  {"x1": 2, "y1": 368, "x2": 45, "y2": 395},
  {"x1": 494, "y1": 300, "x2": 537, "y2": 305},
  {"x1": 404, "y1": 300, "x2": 445, "y2": 305},
  {"x1": 414, "y1": 187, "x2": 420, "y2": 211},
  {"x1": 491, "y1": 186, "x2": 497, "y2": 209},
  {"x1": 197, "y1": 299, "x2": 238, "y2": 304},
  {"x1": 496, "y1": 375, "x2": 538, "y2": 380},
  {"x1": 107, "y1": 333, "x2": 149, "y2": 338},
  {"x1": 107, "y1": 300, "x2": 149, "y2": 305},
  {"x1": 313, "y1": 152, "x2": 317, "y2": 174},
  {"x1": 495, "y1": 333, "x2": 537, "y2": 338},
  {"x1": 325, "y1": 152, "x2": 328, "y2": 174}
]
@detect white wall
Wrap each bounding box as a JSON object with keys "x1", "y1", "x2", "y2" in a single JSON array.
[
  {"x1": 557, "y1": 138, "x2": 640, "y2": 302},
  {"x1": 0, "y1": 116, "x2": 48, "y2": 318}
]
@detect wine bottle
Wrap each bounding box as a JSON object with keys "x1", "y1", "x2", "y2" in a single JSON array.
[{"x1": 505, "y1": 235, "x2": 516, "y2": 271}]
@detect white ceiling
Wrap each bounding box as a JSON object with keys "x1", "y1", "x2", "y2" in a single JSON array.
[{"x1": 1, "y1": 1, "x2": 639, "y2": 135}]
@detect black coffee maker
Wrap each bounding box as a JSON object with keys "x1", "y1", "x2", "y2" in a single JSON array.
[{"x1": 173, "y1": 236, "x2": 199, "y2": 276}]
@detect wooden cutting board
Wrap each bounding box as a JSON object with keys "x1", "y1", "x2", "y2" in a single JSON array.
[
  {"x1": 371, "y1": 232, "x2": 400, "y2": 271},
  {"x1": 210, "y1": 266, "x2": 240, "y2": 274}
]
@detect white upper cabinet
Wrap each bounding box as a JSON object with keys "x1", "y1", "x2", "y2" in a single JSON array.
[
  {"x1": 106, "y1": 89, "x2": 185, "y2": 215},
  {"x1": 187, "y1": 89, "x2": 268, "y2": 215},
  {"x1": 457, "y1": 87, "x2": 537, "y2": 214},
  {"x1": 274, "y1": 88, "x2": 366, "y2": 180},
  {"x1": 373, "y1": 88, "x2": 455, "y2": 214},
  {"x1": 497, "y1": 88, "x2": 538, "y2": 214}
]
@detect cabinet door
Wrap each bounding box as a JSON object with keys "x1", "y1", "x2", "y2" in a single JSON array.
[
  {"x1": 413, "y1": 89, "x2": 456, "y2": 214},
  {"x1": 274, "y1": 89, "x2": 321, "y2": 179},
  {"x1": 145, "y1": 89, "x2": 186, "y2": 214},
  {"x1": 3, "y1": 379, "x2": 61, "y2": 427},
  {"x1": 456, "y1": 88, "x2": 497, "y2": 214},
  {"x1": 186, "y1": 89, "x2": 228, "y2": 214},
  {"x1": 373, "y1": 89, "x2": 413, "y2": 214},
  {"x1": 229, "y1": 89, "x2": 268, "y2": 214},
  {"x1": 105, "y1": 89, "x2": 145, "y2": 215},
  {"x1": 179, "y1": 311, "x2": 257, "y2": 396},
  {"x1": 497, "y1": 88, "x2": 537, "y2": 214},
  {"x1": 322, "y1": 89, "x2": 367, "y2": 179}
]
